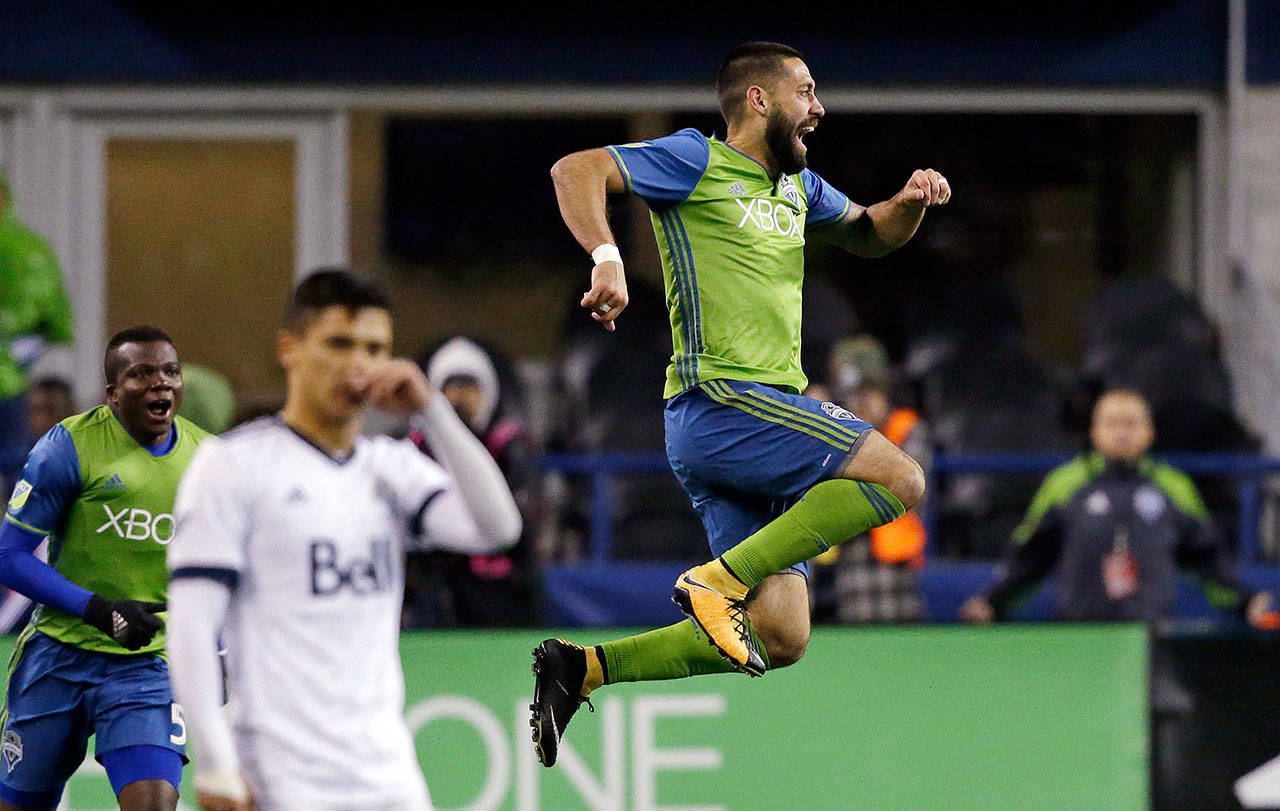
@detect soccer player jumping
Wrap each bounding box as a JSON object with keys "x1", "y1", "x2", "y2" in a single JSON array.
[{"x1": 532, "y1": 42, "x2": 950, "y2": 766}]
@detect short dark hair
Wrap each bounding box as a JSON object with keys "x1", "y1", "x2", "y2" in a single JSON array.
[
  {"x1": 31, "y1": 376, "x2": 74, "y2": 399},
  {"x1": 104, "y1": 326, "x2": 173, "y2": 382},
  {"x1": 285, "y1": 268, "x2": 391, "y2": 333},
  {"x1": 717, "y1": 42, "x2": 805, "y2": 125}
]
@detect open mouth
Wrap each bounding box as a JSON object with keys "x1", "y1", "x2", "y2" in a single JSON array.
[
  {"x1": 796, "y1": 123, "x2": 817, "y2": 145},
  {"x1": 145, "y1": 398, "x2": 173, "y2": 420}
]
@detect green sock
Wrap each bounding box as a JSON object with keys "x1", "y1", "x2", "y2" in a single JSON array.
[
  {"x1": 599, "y1": 619, "x2": 766, "y2": 683},
  {"x1": 720, "y1": 479, "x2": 905, "y2": 589}
]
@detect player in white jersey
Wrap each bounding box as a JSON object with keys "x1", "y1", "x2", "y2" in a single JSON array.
[{"x1": 165, "y1": 270, "x2": 522, "y2": 811}]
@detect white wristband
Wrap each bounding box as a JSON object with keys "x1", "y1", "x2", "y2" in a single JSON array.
[{"x1": 591, "y1": 243, "x2": 623, "y2": 267}]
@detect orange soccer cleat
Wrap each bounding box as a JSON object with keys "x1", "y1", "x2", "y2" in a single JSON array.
[{"x1": 672, "y1": 562, "x2": 765, "y2": 677}]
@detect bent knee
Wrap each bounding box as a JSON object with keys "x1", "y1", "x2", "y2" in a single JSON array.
[
  {"x1": 763, "y1": 629, "x2": 809, "y2": 669},
  {"x1": 895, "y1": 458, "x2": 926, "y2": 510}
]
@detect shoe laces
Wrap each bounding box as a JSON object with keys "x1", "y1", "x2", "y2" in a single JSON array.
[{"x1": 728, "y1": 598, "x2": 752, "y2": 648}]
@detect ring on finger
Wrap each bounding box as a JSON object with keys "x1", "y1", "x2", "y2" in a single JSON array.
[{"x1": 597, "y1": 303, "x2": 613, "y2": 314}]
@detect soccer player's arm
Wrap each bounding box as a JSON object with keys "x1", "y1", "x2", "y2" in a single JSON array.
[
  {"x1": 552, "y1": 129, "x2": 707, "y2": 329},
  {"x1": 0, "y1": 426, "x2": 168, "y2": 648},
  {"x1": 550, "y1": 147, "x2": 628, "y2": 254},
  {"x1": 167, "y1": 438, "x2": 253, "y2": 809},
  {"x1": 0, "y1": 425, "x2": 93, "y2": 615},
  {"x1": 805, "y1": 168, "x2": 950, "y2": 258},
  {"x1": 405, "y1": 395, "x2": 522, "y2": 553},
  {"x1": 551, "y1": 147, "x2": 629, "y2": 329}
]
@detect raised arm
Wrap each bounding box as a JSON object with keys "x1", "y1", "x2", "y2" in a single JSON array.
[
  {"x1": 813, "y1": 169, "x2": 951, "y2": 258},
  {"x1": 550, "y1": 148, "x2": 629, "y2": 330},
  {"x1": 411, "y1": 394, "x2": 522, "y2": 552},
  {"x1": 366, "y1": 360, "x2": 522, "y2": 552}
]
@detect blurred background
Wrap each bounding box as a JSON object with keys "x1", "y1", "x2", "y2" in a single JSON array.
[{"x1": 4, "y1": 1, "x2": 1280, "y2": 807}]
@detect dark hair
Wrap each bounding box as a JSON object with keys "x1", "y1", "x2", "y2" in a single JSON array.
[
  {"x1": 31, "y1": 376, "x2": 74, "y2": 398},
  {"x1": 104, "y1": 326, "x2": 173, "y2": 382},
  {"x1": 285, "y1": 268, "x2": 390, "y2": 333},
  {"x1": 717, "y1": 42, "x2": 805, "y2": 125}
]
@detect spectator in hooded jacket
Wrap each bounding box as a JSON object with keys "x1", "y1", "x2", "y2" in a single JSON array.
[{"x1": 403, "y1": 337, "x2": 542, "y2": 627}]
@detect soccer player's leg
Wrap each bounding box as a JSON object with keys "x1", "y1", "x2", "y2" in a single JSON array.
[
  {"x1": 673, "y1": 381, "x2": 920, "y2": 668},
  {"x1": 530, "y1": 638, "x2": 595, "y2": 768},
  {"x1": 529, "y1": 431, "x2": 762, "y2": 765},
  {"x1": 0, "y1": 633, "x2": 96, "y2": 811},
  {"x1": 746, "y1": 571, "x2": 810, "y2": 669},
  {"x1": 672, "y1": 487, "x2": 778, "y2": 676},
  {"x1": 93, "y1": 655, "x2": 186, "y2": 811},
  {"x1": 102, "y1": 748, "x2": 180, "y2": 811}
]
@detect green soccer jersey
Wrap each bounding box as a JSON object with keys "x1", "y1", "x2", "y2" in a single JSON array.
[
  {"x1": 4, "y1": 406, "x2": 211, "y2": 654},
  {"x1": 607, "y1": 129, "x2": 851, "y2": 398}
]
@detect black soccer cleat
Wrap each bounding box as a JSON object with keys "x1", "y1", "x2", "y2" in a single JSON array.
[{"x1": 530, "y1": 638, "x2": 594, "y2": 767}]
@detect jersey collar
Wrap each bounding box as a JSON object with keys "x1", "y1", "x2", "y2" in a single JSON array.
[
  {"x1": 711, "y1": 136, "x2": 775, "y2": 180},
  {"x1": 277, "y1": 415, "x2": 357, "y2": 466}
]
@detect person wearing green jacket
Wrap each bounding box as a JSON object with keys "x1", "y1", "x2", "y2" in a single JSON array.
[{"x1": 0, "y1": 168, "x2": 74, "y2": 479}]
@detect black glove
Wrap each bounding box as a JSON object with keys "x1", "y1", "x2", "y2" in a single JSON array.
[{"x1": 83, "y1": 595, "x2": 165, "y2": 651}]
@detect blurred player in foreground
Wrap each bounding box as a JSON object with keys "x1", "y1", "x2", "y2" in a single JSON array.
[
  {"x1": 166, "y1": 270, "x2": 521, "y2": 810},
  {"x1": 0, "y1": 327, "x2": 207, "y2": 811},
  {"x1": 533, "y1": 41, "x2": 949, "y2": 766}
]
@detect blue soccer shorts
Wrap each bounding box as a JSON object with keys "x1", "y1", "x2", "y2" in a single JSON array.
[
  {"x1": 0, "y1": 630, "x2": 186, "y2": 804},
  {"x1": 665, "y1": 379, "x2": 875, "y2": 578}
]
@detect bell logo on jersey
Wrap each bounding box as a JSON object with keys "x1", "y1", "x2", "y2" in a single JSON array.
[
  {"x1": 310, "y1": 538, "x2": 394, "y2": 597},
  {"x1": 96, "y1": 505, "x2": 175, "y2": 544}
]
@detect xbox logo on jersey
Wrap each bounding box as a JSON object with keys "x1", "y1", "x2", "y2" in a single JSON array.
[
  {"x1": 733, "y1": 197, "x2": 803, "y2": 241},
  {"x1": 95, "y1": 504, "x2": 175, "y2": 544}
]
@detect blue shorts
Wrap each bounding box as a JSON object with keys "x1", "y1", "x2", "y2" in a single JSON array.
[
  {"x1": 665, "y1": 380, "x2": 874, "y2": 578},
  {"x1": 0, "y1": 630, "x2": 186, "y2": 800}
]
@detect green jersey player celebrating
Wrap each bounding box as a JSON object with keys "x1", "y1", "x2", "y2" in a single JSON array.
[
  {"x1": 531, "y1": 42, "x2": 950, "y2": 766},
  {"x1": 0, "y1": 327, "x2": 210, "y2": 810}
]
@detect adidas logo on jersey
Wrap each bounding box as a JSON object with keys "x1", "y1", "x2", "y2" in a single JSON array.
[
  {"x1": 103, "y1": 474, "x2": 126, "y2": 491},
  {"x1": 727, "y1": 181, "x2": 746, "y2": 197}
]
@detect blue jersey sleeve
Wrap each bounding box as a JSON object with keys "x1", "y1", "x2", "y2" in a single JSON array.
[
  {"x1": 801, "y1": 168, "x2": 852, "y2": 229},
  {"x1": 605, "y1": 128, "x2": 710, "y2": 209},
  {"x1": 5, "y1": 424, "x2": 81, "y2": 537},
  {"x1": 0, "y1": 425, "x2": 92, "y2": 616}
]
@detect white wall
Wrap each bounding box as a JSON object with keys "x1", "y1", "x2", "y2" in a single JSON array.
[{"x1": 1225, "y1": 87, "x2": 1280, "y2": 453}]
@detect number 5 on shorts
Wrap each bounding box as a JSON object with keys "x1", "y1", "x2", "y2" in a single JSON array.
[{"x1": 170, "y1": 703, "x2": 187, "y2": 746}]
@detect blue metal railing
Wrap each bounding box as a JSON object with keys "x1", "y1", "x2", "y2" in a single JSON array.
[{"x1": 540, "y1": 451, "x2": 1280, "y2": 565}]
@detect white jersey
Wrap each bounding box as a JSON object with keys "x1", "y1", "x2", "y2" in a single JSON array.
[{"x1": 169, "y1": 417, "x2": 459, "y2": 811}]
